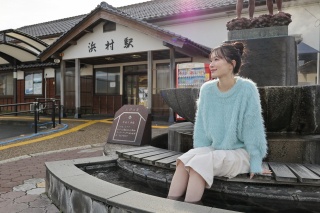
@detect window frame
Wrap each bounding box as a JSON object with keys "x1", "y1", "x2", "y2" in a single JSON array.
[
  {"x1": 0, "y1": 72, "x2": 14, "y2": 96},
  {"x1": 94, "y1": 67, "x2": 120, "y2": 95},
  {"x1": 24, "y1": 70, "x2": 43, "y2": 96},
  {"x1": 103, "y1": 21, "x2": 116, "y2": 33},
  {"x1": 155, "y1": 63, "x2": 171, "y2": 94}
]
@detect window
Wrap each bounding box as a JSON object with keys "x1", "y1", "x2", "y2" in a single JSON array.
[
  {"x1": 156, "y1": 63, "x2": 170, "y2": 93},
  {"x1": 123, "y1": 64, "x2": 147, "y2": 74},
  {"x1": 0, "y1": 73, "x2": 13, "y2": 96},
  {"x1": 103, "y1": 21, "x2": 116, "y2": 32},
  {"x1": 25, "y1": 71, "x2": 42, "y2": 95},
  {"x1": 95, "y1": 67, "x2": 120, "y2": 94}
]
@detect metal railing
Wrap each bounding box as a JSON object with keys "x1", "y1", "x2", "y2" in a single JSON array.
[{"x1": 0, "y1": 98, "x2": 62, "y2": 133}]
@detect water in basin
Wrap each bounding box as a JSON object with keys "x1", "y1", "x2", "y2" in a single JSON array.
[{"x1": 83, "y1": 162, "x2": 318, "y2": 213}]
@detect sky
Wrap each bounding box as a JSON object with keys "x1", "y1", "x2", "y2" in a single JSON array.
[{"x1": 0, "y1": 0, "x2": 149, "y2": 31}]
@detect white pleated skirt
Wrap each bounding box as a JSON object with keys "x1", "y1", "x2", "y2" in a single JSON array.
[{"x1": 177, "y1": 146, "x2": 250, "y2": 188}]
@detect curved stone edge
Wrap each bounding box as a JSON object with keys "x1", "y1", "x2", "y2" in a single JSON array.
[
  {"x1": 45, "y1": 156, "x2": 234, "y2": 213},
  {"x1": 112, "y1": 157, "x2": 320, "y2": 204}
]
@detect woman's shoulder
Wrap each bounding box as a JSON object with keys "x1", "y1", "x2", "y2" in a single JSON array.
[
  {"x1": 200, "y1": 79, "x2": 217, "y2": 91},
  {"x1": 201, "y1": 79, "x2": 218, "y2": 88},
  {"x1": 237, "y1": 77, "x2": 258, "y2": 91}
]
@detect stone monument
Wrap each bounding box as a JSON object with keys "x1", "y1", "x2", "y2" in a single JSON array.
[
  {"x1": 226, "y1": 10, "x2": 295, "y2": 86},
  {"x1": 107, "y1": 105, "x2": 151, "y2": 146}
]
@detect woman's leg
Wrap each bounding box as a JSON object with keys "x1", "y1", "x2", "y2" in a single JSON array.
[
  {"x1": 266, "y1": 0, "x2": 274, "y2": 15},
  {"x1": 167, "y1": 161, "x2": 189, "y2": 199},
  {"x1": 236, "y1": 0, "x2": 244, "y2": 18},
  {"x1": 276, "y1": 0, "x2": 282, "y2": 13},
  {"x1": 248, "y1": 0, "x2": 255, "y2": 19},
  {"x1": 184, "y1": 168, "x2": 206, "y2": 203}
]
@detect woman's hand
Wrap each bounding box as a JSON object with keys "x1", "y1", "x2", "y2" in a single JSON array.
[{"x1": 250, "y1": 169, "x2": 272, "y2": 179}]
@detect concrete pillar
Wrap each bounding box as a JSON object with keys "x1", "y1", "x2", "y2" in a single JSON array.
[
  {"x1": 147, "y1": 51, "x2": 153, "y2": 114},
  {"x1": 168, "y1": 47, "x2": 175, "y2": 123},
  {"x1": 13, "y1": 60, "x2": 17, "y2": 115},
  {"x1": 60, "y1": 60, "x2": 66, "y2": 117},
  {"x1": 74, "y1": 58, "x2": 81, "y2": 118},
  {"x1": 317, "y1": 52, "x2": 320, "y2": 84}
]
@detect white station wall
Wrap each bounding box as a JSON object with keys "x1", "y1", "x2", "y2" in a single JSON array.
[{"x1": 62, "y1": 23, "x2": 168, "y2": 60}]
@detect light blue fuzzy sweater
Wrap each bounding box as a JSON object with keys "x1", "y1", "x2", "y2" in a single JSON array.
[{"x1": 193, "y1": 77, "x2": 268, "y2": 173}]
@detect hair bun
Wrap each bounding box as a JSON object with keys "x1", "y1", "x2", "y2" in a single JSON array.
[{"x1": 233, "y1": 42, "x2": 244, "y2": 56}]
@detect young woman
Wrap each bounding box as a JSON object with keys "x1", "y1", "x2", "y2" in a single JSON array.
[{"x1": 167, "y1": 42, "x2": 271, "y2": 203}]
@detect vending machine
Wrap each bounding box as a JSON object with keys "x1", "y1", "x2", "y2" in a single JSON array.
[{"x1": 175, "y1": 62, "x2": 211, "y2": 121}]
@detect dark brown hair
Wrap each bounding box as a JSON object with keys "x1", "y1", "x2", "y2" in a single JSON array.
[{"x1": 210, "y1": 42, "x2": 245, "y2": 74}]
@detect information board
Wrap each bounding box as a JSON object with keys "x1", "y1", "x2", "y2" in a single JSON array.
[{"x1": 107, "y1": 105, "x2": 151, "y2": 146}]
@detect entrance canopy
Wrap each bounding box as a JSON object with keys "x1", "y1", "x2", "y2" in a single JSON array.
[{"x1": 0, "y1": 29, "x2": 48, "y2": 65}]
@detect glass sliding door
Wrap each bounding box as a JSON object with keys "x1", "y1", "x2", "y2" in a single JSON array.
[
  {"x1": 124, "y1": 75, "x2": 138, "y2": 105},
  {"x1": 123, "y1": 64, "x2": 148, "y2": 107},
  {"x1": 124, "y1": 74, "x2": 147, "y2": 107}
]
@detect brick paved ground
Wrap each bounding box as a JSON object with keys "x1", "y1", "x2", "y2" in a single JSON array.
[
  {"x1": 0, "y1": 117, "x2": 169, "y2": 213},
  {"x1": 0, "y1": 146, "x2": 104, "y2": 213}
]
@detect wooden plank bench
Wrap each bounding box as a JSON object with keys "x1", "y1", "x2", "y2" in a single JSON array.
[{"x1": 116, "y1": 146, "x2": 320, "y2": 186}]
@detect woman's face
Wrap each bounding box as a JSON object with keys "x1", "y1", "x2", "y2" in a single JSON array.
[{"x1": 209, "y1": 51, "x2": 234, "y2": 79}]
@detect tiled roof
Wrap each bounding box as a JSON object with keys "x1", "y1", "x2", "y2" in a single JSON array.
[
  {"x1": 119, "y1": 0, "x2": 238, "y2": 20},
  {"x1": 0, "y1": 62, "x2": 58, "y2": 71},
  {"x1": 15, "y1": 0, "x2": 240, "y2": 38},
  {"x1": 17, "y1": 15, "x2": 86, "y2": 38}
]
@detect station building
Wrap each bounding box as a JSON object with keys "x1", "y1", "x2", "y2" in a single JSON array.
[{"x1": 0, "y1": 0, "x2": 319, "y2": 120}]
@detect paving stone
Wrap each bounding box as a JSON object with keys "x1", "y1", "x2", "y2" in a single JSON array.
[
  {"x1": 19, "y1": 207, "x2": 46, "y2": 213},
  {"x1": 78, "y1": 148, "x2": 103, "y2": 153},
  {"x1": 0, "y1": 187, "x2": 11, "y2": 193},
  {"x1": 15, "y1": 194, "x2": 38, "y2": 203},
  {"x1": 39, "y1": 193, "x2": 50, "y2": 200},
  {"x1": 27, "y1": 188, "x2": 46, "y2": 195},
  {"x1": 0, "y1": 199, "x2": 12, "y2": 208},
  {"x1": 0, "y1": 174, "x2": 13, "y2": 180},
  {"x1": 13, "y1": 183, "x2": 36, "y2": 192},
  {"x1": 0, "y1": 181, "x2": 22, "y2": 188},
  {"x1": 45, "y1": 204, "x2": 60, "y2": 213},
  {"x1": 0, "y1": 191, "x2": 25, "y2": 199},
  {"x1": 37, "y1": 181, "x2": 45, "y2": 188},
  {"x1": 29, "y1": 196, "x2": 52, "y2": 207},
  {"x1": 3, "y1": 173, "x2": 21, "y2": 180},
  {"x1": 24, "y1": 178, "x2": 45, "y2": 185},
  {"x1": 0, "y1": 170, "x2": 16, "y2": 175},
  {"x1": 0, "y1": 202, "x2": 29, "y2": 213},
  {"x1": 0, "y1": 180, "x2": 8, "y2": 186},
  {"x1": 33, "y1": 172, "x2": 46, "y2": 178},
  {"x1": 13, "y1": 175, "x2": 33, "y2": 182},
  {"x1": 12, "y1": 176, "x2": 32, "y2": 182},
  {"x1": 18, "y1": 171, "x2": 38, "y2": 176},
  {"x1": 0, "y1": 126, "x2": 115, "y2": 213},
  {"x1": 26, "y1": 167, "x2": 43, "y2": 172}
]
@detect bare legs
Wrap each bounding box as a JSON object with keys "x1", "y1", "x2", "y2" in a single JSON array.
[
  {"x1": 267, "y1": 0, "x2": 283, "y2": 15},
  {"x1": 168, "y1": 161, "x2": 206, "y2": 203},
  {"x1": 236, "y1": 0, "x2": 255, "y2": 19},
  {"x1": 184, "y1": 168, "x2": 206, "y2": 202},
  {"x1": 236, "y1": 0, "x2": 244, "y2": 18},
  {"x1": 236, "y1": 0, "x2": 283, "y2": 18},
  {"x1": 248, "y1": 0, "x2": 255, "y2": 19},
  {"x1": 167, "y1": 161, "x2": 189, "y2": 198}
]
